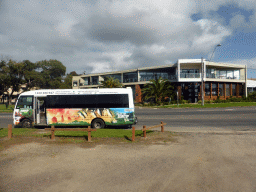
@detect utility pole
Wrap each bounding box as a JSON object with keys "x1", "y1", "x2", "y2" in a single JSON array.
[{"x1": 201, "y1": 57, "x2": 204, "y2": 106}]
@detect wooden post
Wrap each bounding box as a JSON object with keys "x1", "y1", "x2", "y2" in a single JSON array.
[
  {"x1": 132, "y1": 126, "x2": 135, "y2": 141},
  {"x1": 51, "y1": 125, "x2": 55, "y2": 140},
  {"x1": 8, "y1": 124, "x2": 12, "y2": 139},
  {"x1": 143, "y1": 125, "x2": 146, "y2": 138},
  {"x1": 161, "y1": 121, "x2": 164, "y2": 132},
  {"x1": 87, "y1": 126, "x2": 92, "y2": 142}
]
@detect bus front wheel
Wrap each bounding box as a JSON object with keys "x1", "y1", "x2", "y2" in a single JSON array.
[
  {"x1": 92, "y1": 119, "x2": 105, "y2": 129},
  {"x1": 21, "y1": 119, "x2": 32, "y2": 128}
]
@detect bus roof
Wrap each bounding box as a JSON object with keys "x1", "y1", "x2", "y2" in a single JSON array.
[{"x1": 19, "y1": 88, "x2": 133, "y2": 97}]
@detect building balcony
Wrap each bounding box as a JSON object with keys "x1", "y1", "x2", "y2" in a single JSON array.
[
  {"x1": 180, "y1": 73, "x2": 200, "y2": 78},
  {"x1": 206, "y1": 74, "x2": 241, "y2": 80}
]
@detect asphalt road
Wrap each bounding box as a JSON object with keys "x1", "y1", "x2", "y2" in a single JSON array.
[
  {"x1": 133, "y1": 106, "x2": 256, "y2": 132},
  {"x1": 1, "y1": 106, "x2": 256, "y2": 132},
  {"x1": 0, "y1": 113, "x2": 13, "y2": 128}
]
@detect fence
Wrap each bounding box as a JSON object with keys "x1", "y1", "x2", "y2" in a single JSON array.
[
  {"x1": 45, "y1": 126, "x2": 96, "y2": 142},
  {"x1": 142, "y1": 121, "x2": 166, "y2": 138},
  {"x1": 6, "y1": 122, "x2": 166, "y2": 142}
]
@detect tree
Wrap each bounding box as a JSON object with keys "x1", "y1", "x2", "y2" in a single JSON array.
[
  {"x1": 142, "y1": 77, "x2": 175, "y2": 105},
  {"x1": 36, "y1": 60, "x2": 66, "y2": 89},
  {"x1": 101, "y1": 76, "x2": 123, "y2": 88},
  {"x1": 22, "y1": 60, "x2": 41, "y2": 91},
  {"x1": 0, "y1": 60, "x2": 25, "y2": 105},
  {"x1": 59, "y1": 71, "x2": 78, "y2": 89}
]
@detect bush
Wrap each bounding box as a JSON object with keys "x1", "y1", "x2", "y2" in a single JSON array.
[{"x1": 247, "y1": 92, "x2": 256, "y2": 102}]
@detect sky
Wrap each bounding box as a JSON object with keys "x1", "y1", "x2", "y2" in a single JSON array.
[{"x1": 1, "y1": 0, "x2": 256, "y2": 78}]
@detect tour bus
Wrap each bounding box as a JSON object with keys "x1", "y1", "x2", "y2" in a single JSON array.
[{"x1": 13, "y1": 88, "x2": 137, "y2": 128}]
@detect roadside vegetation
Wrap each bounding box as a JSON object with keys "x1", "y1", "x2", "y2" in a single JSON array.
[
  {"x1": 138, "y1": 102, "x2": 256, "y2": 108},
  {"x1": 0, "y1": 58, "x2": 78, "y2": 106},
  {"x1": 0, "y1": 104, "x2": 14, "y2": 113},
  {"x1": 142, "y1": 77, "x2": 175, "y2": 105},
  {"x1": 0, "y1": 128, "x2": 151, "y2": 138},
  {"x1": 139, "y1": 79, "x2": 256, "y2": 108},
  {"x1": 0, "y1": 128, "x2": 159, "y2": 146},
  {"x1": 101, "y1": 76, "x2": 123, "y2": 88}
]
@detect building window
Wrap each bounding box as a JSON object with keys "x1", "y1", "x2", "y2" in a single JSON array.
[
  {"x1": 73, "y1": 81, "x2": 78, "y2": 87},
  {"x1": 232, "y1": 84, "x2": 236, "y2": 96},
  {"x1": 215, "y1": 69, "x2": 240, "y2": 80},
  {"x1": 226, "y1": 84, "x2": 230, "y2": 96},
  {"x1": 219, "y1": 84, "x2": 224, "y2": 96},
  {"x1": 219, "y1": 70, "x2": 227, "y2": 79},
  {"x1": 102, "y1": 74, "x2": 122, "y2": 83},
  {"x1": 139, "y1": 71, "x2": 154, "y2": 81},
  {"x1": 239, "y1": 84, "x2": 243, "y2": 96},
  {"x1": 206, "y1": 69, "x2": 215, "y2": 78},
  {"x1": 205, "y1": 83, "x2": 210, "y2": 96},
  {"x1": 81, "y1": 77, "x2": 89, "y2": 85},
  {"x1": 123, "y1": 72, "x2": 138, "y2": 83},
  {"x1": 92, "y1": 76, "x2": 99, "y2": 85},
  {"x1": 212, "y1": 83, "x2": 217, "y2": 96},
  {"x1": 234, "y1": 70, "x2": 240, "y2": 79},
  {"x1": 180, "y1": 69, "x2": 200, "y2": 78},
  {"x1": 140, "y1": 69, "x2": 176, "y2": 81}
]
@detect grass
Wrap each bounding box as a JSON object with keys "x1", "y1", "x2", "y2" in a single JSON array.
[
  {"x1": 141, "y1": 102, "x2": 256, "y2": 108},
  {"x1": 0, "y1": 128, "x2": 151, "y2": 138},
  {"x1": 0, "y1": 128, "x2": 37, "y2": 137},
  {"x1": 45, "y1": 129, "x2": 148, "y2": 138},
  {"x1": 0, "y1": 104, "x2": 14, "y2": 113}
]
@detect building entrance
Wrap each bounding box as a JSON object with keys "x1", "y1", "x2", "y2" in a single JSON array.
[{"x1": 181, "y1": 82, "x2": 200, "y2": 103}]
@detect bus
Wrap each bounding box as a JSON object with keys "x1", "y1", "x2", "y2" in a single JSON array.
[{"x1": 13, "y1": 88, "x2": 137, "y2": 128}]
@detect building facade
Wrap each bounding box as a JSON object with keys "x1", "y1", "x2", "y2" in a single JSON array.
[{"x1": 72, "y1": 59, "x2": 247, "y2": 103}]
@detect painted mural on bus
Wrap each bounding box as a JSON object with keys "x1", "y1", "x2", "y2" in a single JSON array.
[{"x1": 46, "y1": 108, "x2": 135, "y2": 126}]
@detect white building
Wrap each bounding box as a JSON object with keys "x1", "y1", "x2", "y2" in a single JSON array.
[{"x1": 72, "y1": 59, "x2": 247, "y2": 103}]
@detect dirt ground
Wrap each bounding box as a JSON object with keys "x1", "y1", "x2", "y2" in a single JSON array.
[{"x1": 1, "y1": 131, "x2": 256, "y2": 192}]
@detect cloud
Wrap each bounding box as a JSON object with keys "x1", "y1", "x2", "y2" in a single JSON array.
[
  {"x1": 229, "y1": 58, "x2": 256, "y2": 69},
  {"x1": 0, "y1": 0, "x2": 256, "y2": 75},
  {"x1": 193, "y1": 19, "x2": 231, "y2": 50}
]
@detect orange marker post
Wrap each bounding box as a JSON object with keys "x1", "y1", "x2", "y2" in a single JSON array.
[
  {"x1": 8, "y1": 124, "x2": 12, "y2": 139},
  {"x1": 51, "y1": 125, "x2": 55, "y2": 140},
  {"x1": 161, "y1": 121, "x2": 164, "y2": 132},
  {"x1": 132, "y1": 126, "x2": 135, "y2": 141}
]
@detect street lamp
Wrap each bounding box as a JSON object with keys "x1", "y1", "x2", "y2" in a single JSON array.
[
  {"x1": 209, "y1": 44, "x2": 221, "y2": 62},
  {"x1": 201, "y1": 44, "x2": 221, "y2": 106}
]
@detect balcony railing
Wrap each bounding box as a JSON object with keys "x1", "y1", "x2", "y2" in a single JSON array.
[
  {"x1": 180, "y1": 73, "x2": 200, "y2": 78},
  {"x1": 139, "y1": 75, "x2": 176, "y2": 82},
  {"x1": 206, "y1": 74, "x2": 240, "y2": 80}
]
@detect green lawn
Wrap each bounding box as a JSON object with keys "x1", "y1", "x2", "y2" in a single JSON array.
[
  {"x1": 0, "y1": 128, "x2": 37, "y2": 137},
  {"x1": 0, "y1": 104, "x2": 14, "y2": 113},
  {"x1": 0, "y1": 128, "x2": 149, "y2": 138},
  {"x1": 52, "y1": 129, "x2": 146, "y2": 138},
  {"x1": 143, "y1": 102, "x2": 256, "y2": 108}
]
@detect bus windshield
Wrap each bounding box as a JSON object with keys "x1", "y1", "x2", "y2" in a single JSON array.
[{"x1": 16, "y1": 96, "x2": 33, "y2": 109}]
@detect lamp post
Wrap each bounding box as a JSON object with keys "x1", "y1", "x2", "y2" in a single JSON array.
[
  {"x1": 209, "y1": 44, "x2": 221, "y2": 62},
  {"x1": 201, "y1": 44, "x2": 221, "y2": 106}
]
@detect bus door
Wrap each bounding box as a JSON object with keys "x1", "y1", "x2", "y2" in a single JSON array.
[{"x1": 35, "y1": 97, "x2": 46, "y2": 125}]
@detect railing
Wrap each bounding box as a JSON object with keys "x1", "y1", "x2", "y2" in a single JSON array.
[
  {"x1": 180, "y1": 73, "x2": 200, "y2": 78},
  {"x1": 206, "y1": 74, "x2": 240, "y2": 80},
  {"x1": 139, "y1": 75, "x2": 176, "y2": 82}
]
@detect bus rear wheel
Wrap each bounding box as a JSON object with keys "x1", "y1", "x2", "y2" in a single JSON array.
[
  {"x1": 92, "y1": 119, "x2": 105, "y2": 129},
  {"x1": 21, "y1": 119, "x2": 32, "y2": 128}
]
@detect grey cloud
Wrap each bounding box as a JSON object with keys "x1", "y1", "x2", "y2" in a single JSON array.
[
  {"x1": 87, "y1": 13, "x2": 158, "y2": 45},
  {"x1": 1, "y1": 0, "x2": 256, "y2": 75}
]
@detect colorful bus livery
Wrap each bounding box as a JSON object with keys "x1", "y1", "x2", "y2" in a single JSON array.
[{"x1": 13, "y1": 88, "x2": 137, "y2": 128}]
